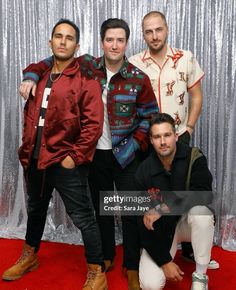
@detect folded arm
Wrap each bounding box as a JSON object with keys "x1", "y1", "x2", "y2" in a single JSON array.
[
  {"x1": 20, "y1": 56, "x2": 54, "y2": 100},
  {"x1": 133, "y1": 75, "x2": 158, "y2": 151}
]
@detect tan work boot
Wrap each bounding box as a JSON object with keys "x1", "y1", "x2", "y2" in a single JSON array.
[
  {"x1": 2, "y1": 243, "x2": 39, "y2": 281},
  {"x1": 104, "y1": 259, "x2": 114, "y2": 272},
  {"x1": 83, "y1": 264, "x2": 108, "y2": 290},
  {"x1": 127, "y1": 270, "x2": 141, "y2": 290}
]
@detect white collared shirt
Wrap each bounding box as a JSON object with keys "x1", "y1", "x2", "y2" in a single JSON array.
[
  {"x1": 96, "y1": 68, "x2": 115, "y2": 149},
  {"x1": 129, "y1": 45, "x2": 204, "y2": 135}
]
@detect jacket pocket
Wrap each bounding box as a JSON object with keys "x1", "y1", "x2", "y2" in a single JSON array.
[{"x1": 114, "y1": 94, "x2": 136, "y2": 118}]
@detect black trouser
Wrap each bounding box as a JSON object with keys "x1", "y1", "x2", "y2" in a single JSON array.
[
  {"x1": 178, "y1": 130, "x2": 191, "y2": 145},
  {"x1": 88, "y1": 149, "x2": 141, "y2": 270},
  {"x1": 25, "y1": 160, "x2": 103, "y2": 265},
  {"x1": 178, "y1": 130, "x2": 193, "y2": 256}
]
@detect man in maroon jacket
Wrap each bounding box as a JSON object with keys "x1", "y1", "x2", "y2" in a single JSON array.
[
  {"x1": 16, "y1": 18, "x2": 159, "y2": 290},
  {"x1": 2, "y1": 19, "x2": 107, "y2": 290}
]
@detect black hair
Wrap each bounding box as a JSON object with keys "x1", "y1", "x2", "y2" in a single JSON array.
[
  {"x1": 51, "y1": 18, "x2": 80, "y2": 43},
  {"x1": 149, "y1": 113, "x2": 176, "y2": 135},
  {"x1": 100, "y1": 18, "x2": 130, "y2": 41}
]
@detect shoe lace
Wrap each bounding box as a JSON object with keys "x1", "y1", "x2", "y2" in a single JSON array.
[
  {"x1": 15, "y1": 249, "x2": 32, "y2": 264},
  {"x1": 192, "y1": 276, "x2": 207, "y2": 290},
  {"x1": 84, "y1": 269, "x2": 97, "y2": 287}
]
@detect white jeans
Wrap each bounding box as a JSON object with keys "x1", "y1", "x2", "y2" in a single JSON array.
[{"x1": 139, "y1": 206, "x2": 215, "y2": 290}]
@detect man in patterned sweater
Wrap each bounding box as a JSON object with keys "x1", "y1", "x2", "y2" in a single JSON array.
[{"x1": 19, "y1": 18, "x2": 158, "y2": 290}]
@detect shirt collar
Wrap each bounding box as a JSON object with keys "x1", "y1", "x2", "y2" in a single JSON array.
[
  {"x1": 149, "y1": 142, "x2": 191, "y2": 176},
  {"x1": 97, "y1": 55, "x2": 129, "y2": 78},
  {"x1": 44, "y1": 58, "x2": 79, "y2": 76},
  {"x1": 142, "y1": 45, "x2": 171, "y2": 60},
  {"x1": 141, "y1": 45, "x2": 183, "y2": 67}
]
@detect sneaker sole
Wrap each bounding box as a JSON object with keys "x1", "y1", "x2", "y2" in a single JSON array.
[
  {"x1": 207, "y1": 264, "x2": 220, "y2": 270},
  {"x1": 182, "y1": 256, "x2": 220, "y2": 270}
]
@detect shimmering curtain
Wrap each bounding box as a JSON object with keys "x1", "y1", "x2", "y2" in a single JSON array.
[{"x1": 0, "y1": 0, "x2": 235, "y2": 249}]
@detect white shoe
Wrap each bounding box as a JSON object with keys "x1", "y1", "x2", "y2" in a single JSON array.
[
  {"x1": 207, "y1": 259, "x2": 220, "y2": 270},
  {"x1": 182, "y1": 252, "x2": 220, "y2": 270},
  {"x1": 191, "y1": 272, "x2": 208, "y2": 290}
]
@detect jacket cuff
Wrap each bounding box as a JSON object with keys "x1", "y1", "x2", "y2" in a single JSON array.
[
  {"x1": 133, "y1": 138, "x2": 140, "y2": 151},
  {"x1": 147, "y1": 249, "x2": 173, "y2": 267},
  {"x1": 23, "y1": 72, "x2": 40, "y2": 83}
]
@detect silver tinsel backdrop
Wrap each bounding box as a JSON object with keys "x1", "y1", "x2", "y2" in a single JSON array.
[{"x1": 0, "y1": 0, "x2": 235, "y2": 250}]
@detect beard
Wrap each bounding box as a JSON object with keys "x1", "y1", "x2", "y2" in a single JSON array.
[
  {"x1": 53, "y1": 52, "x2": 75, "y2": 61},
  {"x1": 149, "y1": 36, "x2": 167, "y2": 54},
  {"x1": 156, "y1": 145, "x2": 175, "y2": 158},
  {"x1": 157, "y1": 149, "x2": 172, "y2": 157},
  {"x1": 51, "y1": 46, "x2": 76, "y2": 62}
]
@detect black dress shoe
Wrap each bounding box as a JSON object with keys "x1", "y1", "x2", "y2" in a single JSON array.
[{"x1": 182, "y1": 252, "x2": 195, "y2": 263}]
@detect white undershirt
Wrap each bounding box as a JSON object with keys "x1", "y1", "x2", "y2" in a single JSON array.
[{"x1": 96, "y1": 68, "x2": 115, "y2": 150}]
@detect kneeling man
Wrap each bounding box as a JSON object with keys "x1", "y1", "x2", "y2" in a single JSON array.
[{"x1": 135, "y1": 113, "x2": 214, "y2": 290}]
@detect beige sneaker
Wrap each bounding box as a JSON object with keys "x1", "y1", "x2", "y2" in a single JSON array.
[
  {"x1": 82, "y1": 264, "x2": 108, "y2": 290},
  {"x1": 2, "y1": 243, "x2": 39, "y2": 281}
]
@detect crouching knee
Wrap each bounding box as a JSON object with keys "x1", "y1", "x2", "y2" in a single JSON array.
[
  {"x1": 139, "y1": 268, "x2": 166, "y2": 290},
  {"x1": 188, "y1": 206, "x2": 214, "y2": 229},
  {"x1": 139, "y1": 249, "x2": 166, "y2": 290}
]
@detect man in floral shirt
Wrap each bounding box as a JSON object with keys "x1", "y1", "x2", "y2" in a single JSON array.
[
  {"x1": 129, "y1": 10, "x2": 219, "y2": 269},
  {"x1": 129, "y1": 11, "x2": 203, "y2": 144}
]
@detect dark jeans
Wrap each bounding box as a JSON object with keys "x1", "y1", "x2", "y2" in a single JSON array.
[
  {"x1": 88, "y1": 149, "x2": 141, "y2": 270},
  {"x1": 178, "y1": 130, "x2": 191, "y2": 145},
  {"x1": 25, "y1": 160, "x2": 103, "y2": 265},
  {"x1": 178, "y1": 130, "x2": 193, "y2": 255}
]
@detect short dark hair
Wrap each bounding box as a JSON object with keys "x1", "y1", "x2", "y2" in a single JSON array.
[
  {"x1": 51, "y1": 18, "x2": 80, "y2": 43},
  {"x1": 100, "y1": 18, "x2": 130, "y2": 41},
  {"x1": 149, "y1": 113, "x2": 176, "y2": 135},
  {"x1": 142, "y1": 11, "x2": 167, "y2": 30}
]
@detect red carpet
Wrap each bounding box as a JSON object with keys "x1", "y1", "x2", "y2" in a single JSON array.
[{"x1": 0, "y1": 238, "x2": 235, "y2": 290}]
